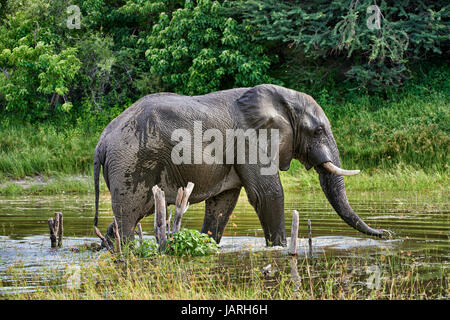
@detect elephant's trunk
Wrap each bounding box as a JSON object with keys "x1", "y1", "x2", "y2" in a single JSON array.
[{"x1": 315, "y1": 164, "x2": 385, "y2": 238}]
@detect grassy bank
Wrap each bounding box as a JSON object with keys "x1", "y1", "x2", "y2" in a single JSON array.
[
  {"x1": 0, "y1": 124, "x2": 99, "y2": 182},
  {"x1": 0, "y1": 165, "x2": 447, "y2": 196},
  {"x1": 4, "y1": 248, "x2": 447, "y2": 300},
  {"x1": 323, "y1": 76, "x2": 449, "y2": 172}
]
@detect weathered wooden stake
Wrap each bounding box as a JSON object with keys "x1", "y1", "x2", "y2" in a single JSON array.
[
  {"x1": 289, "y1": 210, "x2": 299, "y2": 256},
  {"x1": 48, "y1": 219, "x2": 57, "y2": 248},
  {"x1": 113, "y1": 217, "x2": 121, "y2": 255},
  {"x1": 48, "y1": 212, "x2": 63, "y2": 248},
  {"x1": 152, "y1": 185, "x2": 167, "y2": 250},
  {"x1": 308, "y1": 219, "x2": 313, "y2": 257},
  {"x1": 167, "y1": 208, "x2": 173, "y2": 235},
  {"x1": 57, "y1": 212, "x2": 63, "y2": 247},
  {"x1": 136, "y1": 223, "x2": 143, "y2": 246},
  {"x1": 172, "y1": 182, "x2": 194, "y2": 234}
]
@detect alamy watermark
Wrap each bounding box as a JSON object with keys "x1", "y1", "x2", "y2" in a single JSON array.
[
  {"x1": 366, "y1": 265, "x2": 382, "y2": 290},
  {"x1": 67, "y1": 5, "x2": 81, "y2": 29},
  {"x1": 171, "y1": 121, "x2": 280, "y2": 175},
  {"x1": 64, "y1": 265, "x2": 81, "y2": 289},
  {"x1": 367, "y1": 5, "x2": 381, "y2": 30}
]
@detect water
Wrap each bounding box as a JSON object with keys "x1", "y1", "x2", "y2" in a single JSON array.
[{"x1": 0, "y1": 190, "x2": 448, "y2": 298}]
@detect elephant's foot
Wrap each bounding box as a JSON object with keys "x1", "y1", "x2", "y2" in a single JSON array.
[
  {"x1": 265, "y1": 232, "x2": 287, "y2": 247},
  {"x1": 104, "y1": 221, "x2": 135, "y2": 250},
  {"x1": 103, "y1": 222, "x2": 115, "y2": 249}
]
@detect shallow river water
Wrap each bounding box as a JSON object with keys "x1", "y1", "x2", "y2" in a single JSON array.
[{"x1": 0, "y1": 190, "x2": 448, "y2": 298}]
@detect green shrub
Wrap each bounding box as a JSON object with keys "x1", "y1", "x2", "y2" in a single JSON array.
[
  {"x1": 127, "y1": 229, "x2": 220, "y2": 258},
  {"x1": 165, "y1": 228, "x2": 220, "y2": 256},
  {"x1": 130, "y1": 239, "x2": 160, "y2": 258},
  {"x1": 0, "y1": 0, "x2": 82, "y2": 121}
]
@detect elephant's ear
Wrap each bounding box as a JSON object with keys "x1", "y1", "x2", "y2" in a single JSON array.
[{"x1": 235, "y1": 84, "x2": 295, "y2": 171}]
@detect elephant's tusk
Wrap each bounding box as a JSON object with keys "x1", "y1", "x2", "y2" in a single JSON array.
[{"x1": 322, "y1": 162, "x2": 360, "y2": 176}]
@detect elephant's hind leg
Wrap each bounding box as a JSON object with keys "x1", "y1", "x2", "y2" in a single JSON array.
[
  {"x1": 104, "y1": 201, "x2": 153, "y2": 249},
  {"x1": 201, "y1": 188, "x2": 241, "y2": 244}
]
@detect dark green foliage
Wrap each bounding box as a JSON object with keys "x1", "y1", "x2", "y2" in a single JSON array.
[
  {"x1": 0, "y1": 0, "x2": 275, "y2": 121},
  {"x1": 144, "y1": 0, "x2": 275, "y2": 95},
  {"x1": 0, "y1": 0, "x2": 82, "y2": 121},
  {"x1": 1, "y1": 0, "x2": 448, "y2": 122},
  {"x1": 237, "y1": 0, "x2": 450, "y2": 92}
]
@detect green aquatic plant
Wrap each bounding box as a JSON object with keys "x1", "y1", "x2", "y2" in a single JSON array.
[
  {"x1": 123, "y1": 229, "x2": 220, "y2": 258},
  {"x1": 165, "y1": 229, "x2": 220, "y2": 257},
  {"x1": 127, "y1": 239, "x2": 159, "y2": 259}
]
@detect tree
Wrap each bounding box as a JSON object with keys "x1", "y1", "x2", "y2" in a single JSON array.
[{"x1": 145, "y1": 0, "x2": 276, "y2": 95}]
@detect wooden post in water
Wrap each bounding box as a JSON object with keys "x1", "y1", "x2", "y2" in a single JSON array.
[
  {"x1": 289, "y1": 210, "x2": 299, "y2": 256},
  {"x1": 57, "y1": 212, "x2": 63, "y2": 247},
  {"x1": 136, "y1": 223, "x2": 143, "y2": 246},
  {"x1": 48, "y1": 212, "x2": 63, "y2": 248},
  {"x1": 172, "y1": 182, "x2": 194, "y2": 234},
  {"x1": 152, "y1": 185, "x2": 167, "y2": 250},
  {"x1": 308, "y1": 219, "x2": 313, "y2": 257}
]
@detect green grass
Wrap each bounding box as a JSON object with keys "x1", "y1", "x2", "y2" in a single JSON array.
[
  {"x1": 318, "y1": 63, "x2": 450, "y2": 173},
  {"x1": 0, "y1": 164, "x2": 447, "y2": 196},
  {"x1": 0, "y1": 124, "x2": 100, "y2": 182},
  {"x1": 281, "y1": 161, "x2": 449, "y2": 193},
  {"x1": 0, "y1": 174, "x2": 104, "y2": 196}
]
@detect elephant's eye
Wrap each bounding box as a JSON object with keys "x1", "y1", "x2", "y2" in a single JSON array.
[{"x1": 314, "y1": 127, "x2": 324, "y2": 136}]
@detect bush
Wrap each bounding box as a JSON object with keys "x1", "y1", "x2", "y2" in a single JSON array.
[
  {"x1": 145, "y1": 0, "x2": 276, "y2": 95},
  {"x1": 0, "y1": 0, "x2": 277, "y2": 122},
  {"x1": 130, "y1": 238, "x2": 159, "y2": 258}
]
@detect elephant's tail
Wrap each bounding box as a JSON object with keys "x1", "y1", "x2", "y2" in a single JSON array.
[{"x1": 93, "y1": 148, "x2": 101, "y2": 228}]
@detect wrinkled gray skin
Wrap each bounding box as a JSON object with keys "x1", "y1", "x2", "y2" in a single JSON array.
[{"x1": 94, "y1": 84, "x2": 388, "y2": 247}]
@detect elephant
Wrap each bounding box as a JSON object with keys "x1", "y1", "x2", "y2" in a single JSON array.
[{"x1": 93, "y1": 84, "x2": 390, "y2": 247}]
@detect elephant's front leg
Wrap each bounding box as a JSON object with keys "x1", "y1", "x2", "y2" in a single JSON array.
[
  {"x1": 235, "y1": 165, "x2": 286, "y2": 247},
  {"x1": 201, "y1": 188, "x2": 241, "y2": 244}
]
